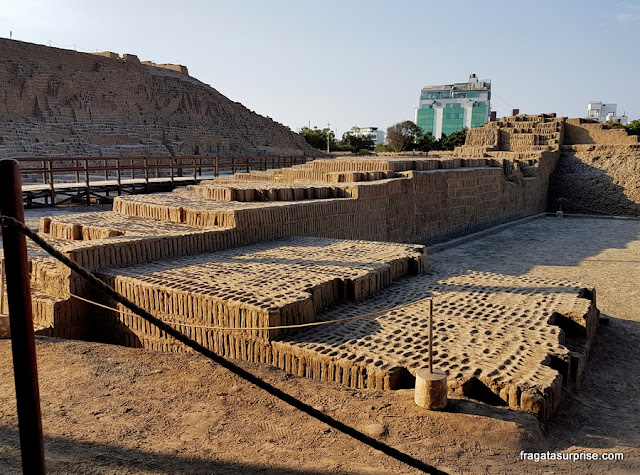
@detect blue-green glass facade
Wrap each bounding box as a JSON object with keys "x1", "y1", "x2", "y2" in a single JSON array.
[
  {"x1": 416, "y1": 75, "x2": 491, "y2": 138},
  {"x1": 416, "y1": 105, "x2": 435, "y2": 136},
  {"x1": 441, "y1": 103, "x2": 464, "y2": 136},
  {"x1": 470, "y1": 102, "x2": 487, "y2": 128}
]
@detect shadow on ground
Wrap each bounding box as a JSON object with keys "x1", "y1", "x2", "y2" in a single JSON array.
[
  {"x1": 0, "y1": 423, "x2": 337, "y2": 475},
  {"x1": 542, "y1": 314, "x2": 640, "y2": 451}
]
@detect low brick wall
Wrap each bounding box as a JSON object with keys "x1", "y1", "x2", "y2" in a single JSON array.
[{"x1": 564, "y1": 119, "x2": 639, "y2": 145}]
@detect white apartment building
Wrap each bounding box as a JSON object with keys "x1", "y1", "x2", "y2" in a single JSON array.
[
  {"x1": 347, "y1": 126, "x2": 385, "y2": 145},
  {"x1": 586, "y1": 101, "x2": 628, "y2": 125}
]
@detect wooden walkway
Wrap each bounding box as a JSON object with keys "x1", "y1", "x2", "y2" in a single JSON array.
[{"x1": 18, "y1": 155, "x2": 317, "y2": 207}]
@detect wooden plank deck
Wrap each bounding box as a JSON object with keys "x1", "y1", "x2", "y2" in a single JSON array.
[{"x1": 16, "y1": 155, "x2": 320, "y2": 208}]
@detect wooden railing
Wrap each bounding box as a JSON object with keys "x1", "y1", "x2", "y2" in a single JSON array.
[{"x1": 18, "y1": 155, "x2": 317, "y2": 206}]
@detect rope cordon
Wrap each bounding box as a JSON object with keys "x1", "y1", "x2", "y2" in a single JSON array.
[{"x1": 68, "y1": 292, "x2": 433, "y2": 331}]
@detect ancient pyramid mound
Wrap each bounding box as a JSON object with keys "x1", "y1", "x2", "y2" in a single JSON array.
[{"x1": 0, "y1": 38, "x2": 316, "y2": 158}]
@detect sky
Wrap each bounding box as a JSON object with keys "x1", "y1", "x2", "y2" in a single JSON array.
[{"x1": 1, "y1": 0, "x2": 639, "y2": 138}]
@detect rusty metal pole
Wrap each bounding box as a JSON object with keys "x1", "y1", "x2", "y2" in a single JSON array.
[
  {"x1": 0, "y1": 159, "x2": 45, "y2": 474},
  {"x1": 1, "y1": 257, "x2": 5, "y2": 314}
]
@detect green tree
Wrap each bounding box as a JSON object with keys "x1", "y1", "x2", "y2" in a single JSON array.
[
  {"x1": 374, "y1": 143, "x2": 393, "y2": 153},
  {"x1": 298, "y1": 127, "x2": 337, "y2": 151},
  {"x1": 414, "y1": 132, "x2": 438, "y2": 152},
  {"x1": 625, "y1": 119, "x2": 640, "y2": 136},
  {"x1": 439, "y1": 128, "x2": 468, "y2": 150},
  {"x1": 386, "y1": 121, "x2": 422, "y2": 152},
  {"x1": 603, "y1": 119, "x2": 639, "y2": 135},
  {"x1": 341, "y1": 131, "x2": 374, "y2": 152},
  {"x1": 332, "y1": 142, "x2": 356, "y2": 153}
]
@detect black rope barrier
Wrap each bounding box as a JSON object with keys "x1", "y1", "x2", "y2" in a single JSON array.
[{"x1": 1, "y1": 215, "x2": 447, "y2": 475}]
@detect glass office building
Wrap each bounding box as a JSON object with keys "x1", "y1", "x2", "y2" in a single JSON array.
[{"x1": 415, "y1": 74, "x2": 491, "y2": 139}]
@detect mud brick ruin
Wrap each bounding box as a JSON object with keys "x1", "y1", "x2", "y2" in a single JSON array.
[
  {"x1": 3, "y1": 39, "x2": 640, "y2": 420},
  {"x1": 0, "y1": 38, "x2": 315, "y2": 158},
  {"x1": 21, "y1": 112, "x2": 638, "y2": 420}
]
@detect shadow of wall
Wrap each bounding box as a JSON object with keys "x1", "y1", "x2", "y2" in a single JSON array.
[{"x1": 549, "y1": 148, "x2": 640, "y2": 216}]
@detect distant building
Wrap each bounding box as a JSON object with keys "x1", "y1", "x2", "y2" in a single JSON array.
[
  {"x1": 347, "y1": 126, "x2": 385, "y2": 145},
  {"x1": 415, "y1": 74, "x2": 491, "y2": 139},
  {"x1": 586, "y1": 101, "x2": 628, "y2": 125}
]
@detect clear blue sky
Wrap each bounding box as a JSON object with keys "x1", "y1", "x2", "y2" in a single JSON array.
[{"x1": 1, "y1": 0, "x2": 638, "y2": 137}]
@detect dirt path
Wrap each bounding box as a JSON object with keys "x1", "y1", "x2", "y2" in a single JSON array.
[{"x1": 1, "y1": 215, "x2": 639, "y2": 474}]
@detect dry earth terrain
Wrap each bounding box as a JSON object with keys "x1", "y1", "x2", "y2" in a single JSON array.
[{"x1": 1, "y1": 213, "x2": 639, "y2": 474}]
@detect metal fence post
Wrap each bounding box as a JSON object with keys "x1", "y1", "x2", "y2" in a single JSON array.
[{"x1": 0, "y1": 159, "x2": 45, "y2": 474}]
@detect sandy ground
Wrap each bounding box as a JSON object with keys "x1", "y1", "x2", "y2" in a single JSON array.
[{"x1": 1, "y1": 213, "x2": 640, "y2": 474}]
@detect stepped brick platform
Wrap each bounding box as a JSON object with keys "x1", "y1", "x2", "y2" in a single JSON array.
[
  {"x1": 87, "y1": 243, "x2": 597, "y2": 420},
  {"x1": 456, "y1": 114, "x2": 565, "y2": 157},
  {"x1": 41, "y1": 211, "x2": 221, "y2": 240},
  {"x1": 275, "y1": 270, "x2": 597, "y2": 420},
  {"x1": 21, "y1": 127, "x2": 603, "y2": 419},
  {"x1": 93, "y1": 237, "x2": 426, "y2": 341}
]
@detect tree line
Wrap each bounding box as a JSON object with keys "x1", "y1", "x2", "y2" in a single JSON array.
[
  {"x1": 377, "y1": 121, "x2": 467, "y2": 153},
  {"x1": 298, "y1": 127, "x2": 375, "y2": 155},
  {"x1": 300, "y1": 117, "x2": 640, "y2": 155},
  {"x1": 299, "y1": 121, "x2": 467, "y2": 154}
]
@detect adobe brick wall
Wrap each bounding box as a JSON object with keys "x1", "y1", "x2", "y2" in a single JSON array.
[
  {"x1": 461, "y1": 114, "x2": 640, "y2": 216},
  {"x1": 38, "y1": 155, "x2": 557, "y2": 281},
  {"x1": 459, "y1": 114, "x2": 564, "y2": 156},
  {"x1": 28, "y1": 154, "x2": 596, "y2": 418},
  {"x1": 551, "y1": 120, "x2": 640, "y2": 215},
  {"x1": 564, "y1": 118, "x2": 639, "y2": 145},
  {"x1": 141, "y1": 61, "x2": 189, "y2": 75},
  {"x1": 28, "y1": 149, "x2": 598, "y2": 417}
]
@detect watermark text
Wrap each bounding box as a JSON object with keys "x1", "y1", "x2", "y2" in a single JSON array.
[{"x1": 520, "y1": 451, "x2": 624, "y2": 462}]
